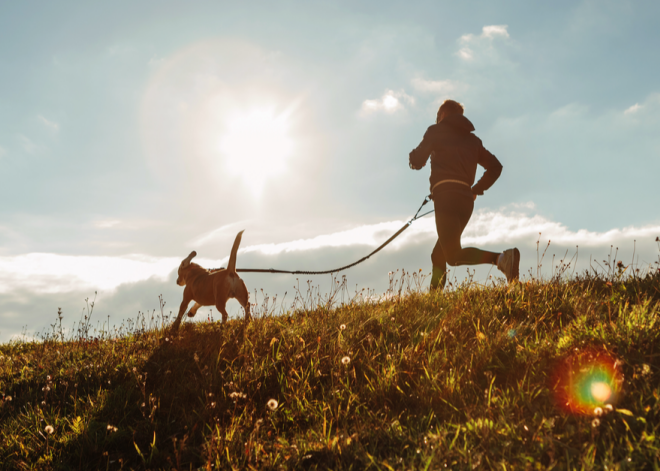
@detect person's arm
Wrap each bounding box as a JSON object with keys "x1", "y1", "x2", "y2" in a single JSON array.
[
  {"x1": 471, "y1": 145, "x2": 503, "y2": 195},
  {"x1": 408, "y1": 128, "x2": 435, "y2": 170}
]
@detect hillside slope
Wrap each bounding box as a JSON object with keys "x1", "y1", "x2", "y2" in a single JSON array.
[{"x1": 1, "y1": 271, "x2": 660, "y2": 470}]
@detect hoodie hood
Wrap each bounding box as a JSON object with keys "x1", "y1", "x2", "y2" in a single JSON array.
[{"x1": 441, "y1": 113, "x2": 475, "y2": 133}]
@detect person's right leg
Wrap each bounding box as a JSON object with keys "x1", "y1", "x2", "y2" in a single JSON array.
[
  {"x1": 432, "y1": 188, "x2": 520, "y2": 285},
  {"x1": 435, "y1": 191, "x2": 499, "y2": 266},
  {"x1": 430, "y1": 239, "x2": 447, "y2": 290}
]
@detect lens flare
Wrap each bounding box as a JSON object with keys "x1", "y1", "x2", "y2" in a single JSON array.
[{"x1": 551, "y1": 348, "x2": 623, "y2": 415}]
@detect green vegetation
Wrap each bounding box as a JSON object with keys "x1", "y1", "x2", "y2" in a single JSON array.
[{"x1": 2, "y1": 265, "x2": 660, "y2": 470}]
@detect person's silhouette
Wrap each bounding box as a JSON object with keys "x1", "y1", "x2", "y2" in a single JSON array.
[{"x1": 409, "y1": 99, "x2": 520, "y2": 290}]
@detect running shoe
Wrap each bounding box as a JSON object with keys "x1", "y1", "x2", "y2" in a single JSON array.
[{"x1": 497, "y1": 248, "x2": 520, "y2": 283}]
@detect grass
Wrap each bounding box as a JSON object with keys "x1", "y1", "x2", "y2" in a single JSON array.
[{"x1": 2, "y1": 261, "x2": 660, "y2": 469}]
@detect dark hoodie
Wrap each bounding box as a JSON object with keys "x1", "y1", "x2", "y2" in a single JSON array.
[{"x1": 409, "y1": 114, "x2": 502, "y2": 195}]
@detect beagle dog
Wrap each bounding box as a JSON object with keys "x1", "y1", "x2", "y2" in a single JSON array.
[{"x1": 172, "y1": 230, "x2": 250, "y2": 330}]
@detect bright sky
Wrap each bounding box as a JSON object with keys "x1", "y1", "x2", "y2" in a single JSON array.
[{"x1": 1, "y1": 1, "x2": 659, "y2": 341}]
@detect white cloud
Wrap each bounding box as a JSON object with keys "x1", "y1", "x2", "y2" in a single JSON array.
[
  {"x1": 0, "y1": 254, "x2": 180, "y2": 294},
  {"x1": 624, "y1": 103, "x2": 642, "y2": 115},
  {"x1": 3, "y1": 204, "x2": 658, "y2": 296},
  {"x1": 359, "y1": 90, "x2": 415, "y2": 115},
  {"x1": 38, "y1": 114, "x2": 59, "y2": 132},
  {"x1": 457, "y1": 25, "x2": 510, "y2": 62},
  {"x1": 481, "y1": 25, "x2": 510, "y2": 39}
]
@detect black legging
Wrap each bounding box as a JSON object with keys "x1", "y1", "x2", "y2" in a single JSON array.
[{"x1": 431, "y1": 184, "x2": 498, "y2": 287}]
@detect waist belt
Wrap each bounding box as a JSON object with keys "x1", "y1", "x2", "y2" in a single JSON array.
[{"x1": 431, "y1": 179, "x2": 471, "y2": 194}]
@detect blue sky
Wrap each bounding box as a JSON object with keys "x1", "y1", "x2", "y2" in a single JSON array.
[{"x1": 1, "y1": 1, "x2": 659, "y2": 341}]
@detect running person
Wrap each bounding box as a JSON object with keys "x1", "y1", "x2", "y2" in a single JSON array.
[{"x1": 409, "y1": 99, "x2": 520, "y2": 290}]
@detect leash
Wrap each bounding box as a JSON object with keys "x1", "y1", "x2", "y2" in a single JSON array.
[{"x1": 222, "y1": 195, "x2": 434, "y2": 275}]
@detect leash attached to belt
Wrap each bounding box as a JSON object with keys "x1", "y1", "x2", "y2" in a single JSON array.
[{"x1": 231, "y1": 195, "x2": 435, "y2": 275}]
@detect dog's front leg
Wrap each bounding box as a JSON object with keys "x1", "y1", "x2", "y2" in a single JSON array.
[{"x1": 172, "y1": 290, "x2": 192, "y2": 331}]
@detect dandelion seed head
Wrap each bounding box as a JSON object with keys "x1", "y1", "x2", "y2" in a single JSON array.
[
  {"x1": 592, "y1": 418, "x2": 600, "y2": 428},
  {"x1": 593, "y1": 407, "x2": 603, "y2": 417},
  {"x1": 341, "y1": 356, "x2": 351, "y2": 366},
  {"x1": 4, "y1": 396, "x2": 12, "y2": 402},
  {"x1": 604, "y1": 404, "x2": 614, "y2": 412},
  {"x1": 339, "y1": 324, "x2": 346, "y2": 331},
  {"x1": 44, "y1": 425, "x2": 54, "y2": 434},
  {"x1": 267, "y1": 399, "x2": 278, "y2": 411}
]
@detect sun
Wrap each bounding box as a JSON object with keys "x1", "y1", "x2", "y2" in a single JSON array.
[{"x1": 218, "y1": 107, "x2": 294, "y2": 197}]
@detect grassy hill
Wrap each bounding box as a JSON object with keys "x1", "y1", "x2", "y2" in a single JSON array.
[{"x1": 1, "y1": 268, "x2": 660, "y2": 470}]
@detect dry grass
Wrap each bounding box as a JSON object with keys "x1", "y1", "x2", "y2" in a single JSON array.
[{"x1": 1, "y1": 261, "x2": 660, "y2": 469}]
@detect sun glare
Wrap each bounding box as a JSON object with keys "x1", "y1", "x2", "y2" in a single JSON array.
[{"x1": 219, "y1": 107, "x2": 294, "y2": 197}]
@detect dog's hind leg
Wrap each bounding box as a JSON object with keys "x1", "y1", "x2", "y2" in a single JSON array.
[
  {"x1": 216, "y1": 301, "x2": 229, "y2": 324},
  {"x1": 187, "y1": 302, "x2": 203, "y2": 318}
]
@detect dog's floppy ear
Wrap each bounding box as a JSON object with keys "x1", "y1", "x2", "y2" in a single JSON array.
[{"x1": 183, "y1": 251, "x2": 197, "y2": 267}]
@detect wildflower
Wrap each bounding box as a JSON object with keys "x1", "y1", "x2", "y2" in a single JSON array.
[
  {"x1": 5, "y1": 396, "x2": 12, "y2": 402},
  {"x1": 47, "y1": 375, "x2": 51, "y2": 381},
  {"x1": 165, "y1": 337, "x2": 169, "y2": 342},
  {"x1": 210, "y1": 402, "x2": 216, "y2": 408},
  {"x1": 194, "y1": 353, "x2": 199, "y2": 362},
  {"x1": 341, "y1": 356, "x2": 351, "y2": 366},
  {"x1": 642, "y1": 364, "x2": 651, "y2": 375},
  {"x1": 132, "y1": 367, "x2": 137, "y2": 372},
  {"x1": 594, "y1": 407, "x2": 603, "y2": 417},
  {"x1": 339, "y1": 324, "x2": 346, "y2": 331},
  {"x1": 267, "y1": 399, "x2": 278, "y2": 411},
  {"x1": 592, "y1": 418, "x2": 601, "y2": 428},
  {"x1": 44, "y1": 425, "x2": 54, "y2": 434},
  {"x1": 604, "y1": 404, "x2": 614, "y2": 412},
  {"x1": 107, "y1": 425, "x2": 118, "y2": 432}
]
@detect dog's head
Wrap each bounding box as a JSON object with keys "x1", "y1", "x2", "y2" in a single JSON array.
[{"x1": 176, "y1": 251, "x2": 197, "y2": 286}]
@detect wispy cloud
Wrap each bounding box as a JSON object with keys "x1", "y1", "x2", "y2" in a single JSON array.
[
  {"x1": 17, "y1": 134, "x2": 40, "y2": 154},
  {"x1": 38, "y1": 114, "x2": 59, "y2": 132},
  {"x1": 457, "y1": 25, "x2": 510, "y2": 61},
  {"x1": 189, "y1": 220, "x2": 251, "y2": 248},
  {"x1": 410, "y1": 78, "x2": 466, "y2": 95},
  {"x1": 359, "y1": 90, "x2": 415, "y2": 116},
  {"x1": 94, "y1": 220, "x2": 122, "y2": 229}
]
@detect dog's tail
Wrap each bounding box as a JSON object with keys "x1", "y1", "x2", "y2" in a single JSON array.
[{"x1": 227, "y1": 230, "x2": 244, "y2": 274}]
